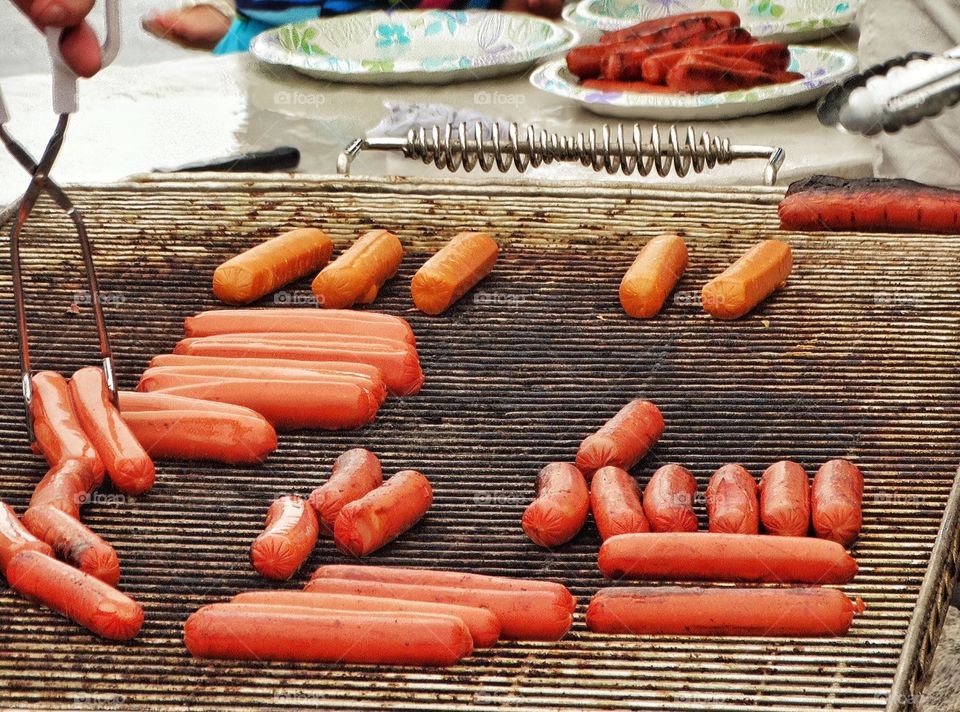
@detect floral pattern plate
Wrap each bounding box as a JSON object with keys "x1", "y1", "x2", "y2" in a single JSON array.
[
  {"x1": 251, "y1": 10, "x2": 577, "y2": 84},
  {"x1": 564, "y1": 0, "x2": 859, "y2": 44},
  {"x1": 529, "y1": 45, "x2": 856, "y2": 120}
]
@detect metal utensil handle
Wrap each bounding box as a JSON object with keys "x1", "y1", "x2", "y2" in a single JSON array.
[
  {"x1": 44, "y1": 0, "x2": 120, "y2": 114},
  {"x1": 5, "y1": 117, "x2": 118, "y2": 436},
  {"x1": 0, "y1": 0, "x2": 120, "y2": 122},
  {"x1": 338, "y1": 122, "x2": 785, "y2": 186},
  {"x1": 1, "y1": 0, "x2": 121, "y2": 435}
]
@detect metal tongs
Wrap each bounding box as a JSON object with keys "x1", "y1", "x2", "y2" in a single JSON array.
[
  {"x1": 0, "y1": 0, "x2": 120, "y2": 439},
  {"x1": 818, "y1": 47, "x2": 960, "y2": 135}
]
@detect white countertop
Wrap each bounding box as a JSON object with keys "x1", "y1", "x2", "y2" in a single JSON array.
[{"x1": 0, "y1": 34, "x2": 873, "y2": 204}]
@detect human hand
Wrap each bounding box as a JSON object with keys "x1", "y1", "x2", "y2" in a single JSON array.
[{"x1": 11, "y1": 0, "x2": 103, "y2": 77}]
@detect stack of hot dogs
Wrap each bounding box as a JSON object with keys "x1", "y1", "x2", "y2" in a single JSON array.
[
  {"x1": 522, "y1": 398, "x2": 866, "y2": 636},
  {"x1": 566, "y1": 12, "x2": 802, "y2": 94},
  {"x1": 1, "y1": 368, "x2": 149, "y2": 640},
  {"x1": 130, "y1": 308, "x2": 423, "y2": 447},
  {"x1": 249, "y1": 449, "x2": 434, "y2": 581},
  {"x1": 122, "y1": 224, "x2": 504, "y2": 453},
  {"x1": 185, "y1": 565, "x2": 575, "y2": 665}
]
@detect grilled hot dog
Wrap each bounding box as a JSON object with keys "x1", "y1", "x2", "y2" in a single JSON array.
[
  {"x1": 250, "y1": 496, "x2": 319, "y2": 580},
  {"x1": 522, "y1": 462, "x2": 590, "y2": 548}
]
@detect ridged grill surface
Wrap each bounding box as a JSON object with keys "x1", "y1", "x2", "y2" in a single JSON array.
[{"x1": 0, "y1": 177, "x2": 957, "y2": 711}]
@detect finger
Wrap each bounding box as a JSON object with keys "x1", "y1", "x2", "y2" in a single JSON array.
[
  {"x1": 58, "y1": 22, "x2": 102, "y2": 77},
  {"x1": 28, "y1": 0, "x2": 95, "y2": 28}
]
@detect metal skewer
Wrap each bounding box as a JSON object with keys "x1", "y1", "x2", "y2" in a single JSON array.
[{"x1": 339, "y1": 122, "x2": 786, "y2": 185}]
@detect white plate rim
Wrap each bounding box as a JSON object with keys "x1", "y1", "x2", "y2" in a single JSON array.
[
  {"x1": 566, "y1": 0, "x2": 859, "y2": 40},
  {"x1": 250, "y1": 10, "x2": 577, "y2": 81},
  {"x1": 528, "y1": 45, "x2": 857, "y2": 119}
]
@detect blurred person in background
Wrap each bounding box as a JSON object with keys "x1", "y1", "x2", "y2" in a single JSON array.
[{"x1": 142, "y1": 0, "x2": 563, "y2": 54}]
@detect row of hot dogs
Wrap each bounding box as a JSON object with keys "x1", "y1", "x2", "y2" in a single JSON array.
[
  {"x1": 186, "y1": 565, "x2": 576, "y2": 665},
  {"x1": 779, "y1": 175, "x2": 960, "y2": 235},
  {"x1": 533, "y1": 458, "x2": 863, "y2": 547},
  {"x1": 214, "y1": 227, "x2": 499, "y2": 316},
  {"x1": 185, "y1": 564, "x2": 863, "y2": 666},
  {"x1": 521, "y1": 398, "x2": 864, "y2": 548},
  {"x1": 513, "y1": 398, "x2": 865, "y2": 644},
  {"x1": 621, "y1": 234, "x2": 793, "y2": 320},
  {"x1": 217, "y1": 222, "x2": 796, "y2": 324},
  {"x1": 567, "y1": 11, "x2": 802, "y2": 94},
  {"x1": 137, "y1": 309, "x2": 423, "y2": 434}
]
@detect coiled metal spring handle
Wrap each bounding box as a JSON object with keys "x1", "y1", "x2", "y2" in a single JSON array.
[{"x1": 338, "y1": 122, "x2": 785, "y2": 186}]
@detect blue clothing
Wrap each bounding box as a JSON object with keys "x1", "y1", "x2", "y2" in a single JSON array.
[
  {"x1": 214, "y1": 0, "x2": 500, "y2": 53},
  {"x1": 214, "y1": 16, "x2": 272, "y2": 53}
]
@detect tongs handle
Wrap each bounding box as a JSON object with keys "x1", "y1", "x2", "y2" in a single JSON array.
[
  {"x1": 45, "y1": 0, "x2": 120, "y2": 114},
  {"x1": 0, "y1": 0, "x2": 121, "y2": 123},
  {"x1": 819, "y1": 48, "x2": 960, "y2": 136}
]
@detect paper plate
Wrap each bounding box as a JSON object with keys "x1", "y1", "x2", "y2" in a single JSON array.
[
  {"x1": 529, "y1": 45, "x2": 857, "y2": 120},
  {"x1": 564, "y1": 0, "x2": 859, "y2": 44},
  {"x1": 251, "y1": 10, "x2": 577, "y2": 84}
]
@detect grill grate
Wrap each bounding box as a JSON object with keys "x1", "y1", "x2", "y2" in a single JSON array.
[{"x1": 0, "y1": 177, "x2": 957, "y2": 712}]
